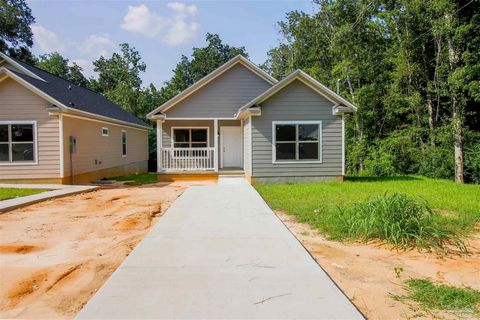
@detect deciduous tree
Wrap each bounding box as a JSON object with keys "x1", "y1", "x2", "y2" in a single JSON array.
[
  {"x1": 36, "y1": 52, "x2": 89, "y2": 87},
  {"x1": 0, "y1": 0, "x2": 35, "y2": 62}
]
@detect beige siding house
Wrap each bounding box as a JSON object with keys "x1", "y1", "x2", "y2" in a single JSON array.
[
  {"x1": 0, "y1": 53, "x2": 149, "y2": 184},
  {"x1": 148, "y1": 55, "x2": 357, "y2": 183}
]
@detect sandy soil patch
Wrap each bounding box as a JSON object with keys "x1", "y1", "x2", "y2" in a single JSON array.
[
  {"x1": 276, "y1": 211, "x2": 480, "y2": 320},
  {"x1": 0, "y1": 181, "x2": 211, "y2": 319}
]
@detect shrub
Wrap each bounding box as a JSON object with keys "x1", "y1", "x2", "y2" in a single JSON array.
[
  {"x1": 418, "y1": 144, "x2": 455, "y2": 179},
  {"x1": 418, "y1": 126, "x2": 455, "y2": 180},
  {"x1": 465, "y1": 141, "x2": 480, "y2": 184},
  {"x1": 326, "y1": 193, "x2": 465, "y2": 252},
  {"x1": 363, "y1": 150, "x2": 397, "y2": 176},
  {"x1": 357, "y1": 130, "x2": 424, "y2": 177}
]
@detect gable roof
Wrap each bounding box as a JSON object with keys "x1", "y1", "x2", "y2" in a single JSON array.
[
  {"x1": 235, "y1": 69, "x2": 358, "y2": 119},
  {"x1": 0, "y1": 53, "x2": 149, "y2": 129},
  {"x1": 147, "y1": 55, "x2": 277, "y2": 119}
]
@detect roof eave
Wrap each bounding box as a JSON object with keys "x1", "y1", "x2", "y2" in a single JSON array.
[
  {"x1": 0, "y1": 68, "x2": 149, "y2": 130},
  {"x1": 148, "y1": 113, "x2": 166, "y2": 122},
  {"x1": 235, "y1": 106, "x2": 262, "y2": 120},
  {"x1": 332, "y1": 104, "x2": 357, "y2": 115},
  {"x1": 0, "y1": 52, "x2": 45, "y2": 81},
  {"x1": 235, "y1": 69, "x2": 359, "y2": 116},
  {"x1": 147, "y1": 55, "x2": 278, "y2": 118},
  {"x1": 235, "y1": 70, "x2": 302, "y2": 115},
  {"x1": 60, "y1": 108, "x2": 150, "y2": 130}
]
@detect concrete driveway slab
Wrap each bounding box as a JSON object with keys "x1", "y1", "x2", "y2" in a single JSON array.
[
  {"x1": 77, "y1": 177, "x2": 364, "y2": 319},
  {"x1": 122, "y1": 237, "x2": 312, "y2": 268}
]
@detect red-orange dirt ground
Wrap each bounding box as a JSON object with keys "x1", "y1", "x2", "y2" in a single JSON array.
[
  {"x1": 276, "y1": 211, "x2": 480, "y2": 320},
  {"x1": 0, "y1": 181, "x2": 211, "y2": 319}
]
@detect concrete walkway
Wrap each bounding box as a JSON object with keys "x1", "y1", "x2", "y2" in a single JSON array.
[
  {"x1": 77, "y1": 178, "x2": 364, "y2": 319},
  {"x1": 0, "y1": 184, "x2": 98, "y2": 213}
]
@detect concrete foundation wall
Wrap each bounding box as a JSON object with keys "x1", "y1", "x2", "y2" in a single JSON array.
[{"x1": 251, "y1": 175, "x2": 344, "y2": 184}]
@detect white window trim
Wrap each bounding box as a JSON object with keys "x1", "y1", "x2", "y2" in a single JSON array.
[
  {"x1": 0, "y1": 120, "x2": 38, "y2": 166},
  {"x1": 170, "y1": 127, "x2": 210, "y2": 148},
  {"x1": 121, "y1": 130, "x2": 127, "y2": 157},
  {"x1": 102, "y1": 127, "x2": 109, "y2": 137},
  {"x1": 271, "y1": 120, "x2": 322, "y2": 164}
]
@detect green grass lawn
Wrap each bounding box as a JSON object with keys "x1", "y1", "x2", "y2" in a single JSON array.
[
  {"x1": 111, "y1": 172, "x2": 158, "y2": 186},
  {"x1": 255, "y1": 176, "x2": 480, "y2": 243},
  {"x1": 401, "y1": 279, "x2": 480, "y2": 316},
  {"x1": 0, "y1": 188, "x2": 48, "y2": 200}
]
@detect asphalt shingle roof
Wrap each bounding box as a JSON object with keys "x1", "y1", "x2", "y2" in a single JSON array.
[{"x1": 5, "y1": 56, "x2": 149, "y2": 128}]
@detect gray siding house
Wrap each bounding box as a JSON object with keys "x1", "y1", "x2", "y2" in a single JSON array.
[{"x1": 147, "y1": 55, "x2": 357, "y2": 183}]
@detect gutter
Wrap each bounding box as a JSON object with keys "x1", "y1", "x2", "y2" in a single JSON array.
[{"x1": 48, "y1": 107, "x2": 150, "y2": 131}]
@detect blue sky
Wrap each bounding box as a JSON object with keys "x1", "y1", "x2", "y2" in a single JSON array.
[{"x1": 28, "y1": 0, "x2": 316, "y2": 87}]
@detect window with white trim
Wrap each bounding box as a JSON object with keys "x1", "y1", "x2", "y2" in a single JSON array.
[
  {"x1": 0, "y1": 122, "x2": 36, "y2": 163},
  {"x1": 273, "y1": 121, "x2": 321, "y2": 162},
  {"x1": 121, "y1": 130, "x2": 127, "y2": 156},
  {"x1": 102, "y1": 127, "x2": 109, "y2": 136},
  {"x1": 172, "y1": 128, "x2": 208, "y2": 148}
]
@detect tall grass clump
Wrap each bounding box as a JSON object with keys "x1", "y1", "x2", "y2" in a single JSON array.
[{"x1": 327, "y1": 193, "x2": 465, "y2": 252}]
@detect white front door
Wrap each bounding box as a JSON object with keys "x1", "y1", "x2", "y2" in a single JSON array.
[{"x1": 220, "y1": 126, "x2": 242, "y2": 168}]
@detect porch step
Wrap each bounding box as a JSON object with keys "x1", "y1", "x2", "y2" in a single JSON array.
[
  {"x1": 218, "y1": 174, "x2": 245, "y2": 178},
  {"x1": 218, "y1": 169, "x2": 244, "y2": 175}
]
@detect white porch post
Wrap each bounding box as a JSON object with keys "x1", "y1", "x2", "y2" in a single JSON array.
[
  {"x1": 156, "y1": 120, "x2": 163, "y2": 172},
  {"x1": 214, "y1": 119, "x2": 219, "y2": 171}
]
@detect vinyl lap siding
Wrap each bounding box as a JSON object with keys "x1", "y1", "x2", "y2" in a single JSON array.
[
  {"x1": 243, "y1": 117, "x2": 251, "y2": 176},
  {"x1": 251, "y1": 80, "x2": 343, "y2": 178},
  {"x1": 0, "y1": 78, "x2": 60, "y2": 179},
  {"x1": 62, "y1": 116, "x2": 148, "y2": 176},
  {"x1": 165, "y1": 64, "x2": 272, "y2": 118}
]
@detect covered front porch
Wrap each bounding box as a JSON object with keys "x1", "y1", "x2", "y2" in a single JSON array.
[{"x1": 156, "y1": 119, "x2": 243, "y2": 173}]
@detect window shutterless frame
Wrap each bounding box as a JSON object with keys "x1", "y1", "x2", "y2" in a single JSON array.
[
  {"x1": 170, "y1": 127, "x2": 210, "y2": 159},
  {"x1": 121, "y1": 130, "x2": 127, "y2": 157},
  {"x1": 102, "y1": 127, "x2": 109, "y2": 136},
  {"x1": 170, "y1": 127, "x2": 210, "y2": 148},
  {"x1": 0, "y1": 120, "x2": 38, "y2": 165},
  {"x1": 271, "y1": 121, "x2": 322, "y2": 164}
]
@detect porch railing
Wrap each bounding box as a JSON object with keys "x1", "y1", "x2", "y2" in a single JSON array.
[{"x1": 160, "y1": 147, "x2": 215, "y2": 171}]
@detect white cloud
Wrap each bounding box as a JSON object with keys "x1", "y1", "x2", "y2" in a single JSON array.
[
  {"x1": 31, "y1": 24, "x2": 65, "y2": 53},
  {"x1": 167, "y1": 2, "x2": 197, "y2": 15},
  {"x1": 82, "y1": 34, "x2": 115, "y2": 58},
  {"x1": 70, "y1": 59, "x2": 95, "y2": 78},
  {"x1": 121, "y1": 3, "x2": 199, "y2": 46},
  {"x1": 70, "y1": 34, "x2": 115, "y2": 79},
  {"x1": 30, "y1": 24, "x2": 115, "y2": 80}
]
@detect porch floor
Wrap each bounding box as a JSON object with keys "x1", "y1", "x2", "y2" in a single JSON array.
[{"x1": 156, "y1": 168, "x2": 244, "y2": 182}]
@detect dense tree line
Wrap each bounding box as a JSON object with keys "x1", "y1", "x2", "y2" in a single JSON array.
[
  {"x1": 262, "y1": 0, "x2": 480, "y2": 183},
  {"x1": 1, "y1": 0, "x2": 478, "y2": 182}
]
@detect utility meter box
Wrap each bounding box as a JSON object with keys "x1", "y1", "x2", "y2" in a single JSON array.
[{"x1": 69, "y1": 136, "x2": 77, "y2": 154}]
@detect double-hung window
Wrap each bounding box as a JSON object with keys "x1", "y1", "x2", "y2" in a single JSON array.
[
  {"x1": 272, "y1": 121, "x2": 321, "y2": 163},
  {"x1": 0, "y1": 121, "x2": 37, "y2": 164},
  {"x1": 172, "y1": 128, "x2": 208, "y2": 148},
  {"x1": 172, "y1": 127, "x2": 209, "y2": 159}
]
